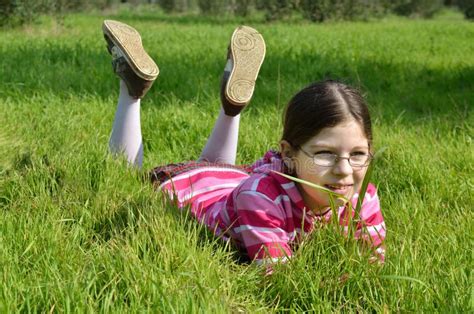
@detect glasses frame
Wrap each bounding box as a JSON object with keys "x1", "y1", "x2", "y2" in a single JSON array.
[{"x1": 299, "y1": 148, "x2": 373, "y2": 168}]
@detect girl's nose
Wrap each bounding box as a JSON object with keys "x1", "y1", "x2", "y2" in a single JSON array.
[{"x1": 332, "y1": 158, "x2": 353, "y2": 176}]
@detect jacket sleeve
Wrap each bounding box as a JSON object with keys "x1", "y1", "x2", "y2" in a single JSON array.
[{"x1": 233, "y1": 188, "x2": 292, "y2": 265}]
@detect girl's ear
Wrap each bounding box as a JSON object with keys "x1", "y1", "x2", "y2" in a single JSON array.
[
  {"x1": 280, "y1": 140, "x2": 297, "y2": 174},
  {"x1": 280, "y1": 140, "x2": 295, "y2": 159}
]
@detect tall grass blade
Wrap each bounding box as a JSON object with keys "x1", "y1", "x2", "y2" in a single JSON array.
[{"x1": 355, "y1": 147, "x2": 387, "y2": 215}]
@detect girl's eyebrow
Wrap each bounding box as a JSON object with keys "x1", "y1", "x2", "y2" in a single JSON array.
[{"x1": 307, "y1": 144, "x2": 370, "y2": 150}]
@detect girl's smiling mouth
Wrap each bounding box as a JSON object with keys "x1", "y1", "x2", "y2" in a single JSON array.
[{"x1": 324, "y1": 184, "x2": 353, "y2": 194}]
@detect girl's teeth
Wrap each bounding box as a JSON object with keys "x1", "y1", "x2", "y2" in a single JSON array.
[{"x1": 326, "y1": 185, "x2": 350, "y2": 189}]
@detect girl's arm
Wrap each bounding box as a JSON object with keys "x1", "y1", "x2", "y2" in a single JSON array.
[{"x1": 233, "y1": 187, "x2": 293, "y2": 265}]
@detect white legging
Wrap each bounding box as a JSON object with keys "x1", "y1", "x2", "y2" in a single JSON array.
[{"x1": 109, "y1": 80, "x2": 240, "y2": 168}]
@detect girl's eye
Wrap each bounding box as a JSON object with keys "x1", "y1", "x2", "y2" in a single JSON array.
[
  {"x1": 351, "y1": 151, "x2": 367, "y2": 156},
  {"x1": 314, "y1": 151, "x2": 333, "y2": 155}
]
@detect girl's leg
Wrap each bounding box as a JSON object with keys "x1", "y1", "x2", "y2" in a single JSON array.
[
  {"x1": 102, "y1": 20, "x2": 159, "y2": 168},
  {"x1": 109, "y1": 80, "x2": 144, "y2": 167},
  {"x1": 198, "y1": 106, "x2": 241, "y2": 164},
  {"x1": 199, "y1": 26, "x2": 265, "y2": 165}
]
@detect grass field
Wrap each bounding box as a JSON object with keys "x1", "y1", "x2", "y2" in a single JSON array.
[{"x1": 0, "y1": 7, "x2": 473, "y2": 312}]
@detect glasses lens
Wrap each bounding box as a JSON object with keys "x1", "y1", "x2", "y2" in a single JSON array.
[
  {"x1": 313, "y1": 153, "x2": 336, "y2": 166},
  {"x1": 350, "y1": 155, "x2": 370, "y2": 166}
]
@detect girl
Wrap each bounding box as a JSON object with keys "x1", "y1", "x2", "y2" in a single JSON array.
[{"x1": 103, "y1": 20, "x2": 386, "y2": 265}]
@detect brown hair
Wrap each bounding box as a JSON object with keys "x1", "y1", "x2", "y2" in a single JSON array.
[{"x1": 281, "y1": 80, "x2": 372, "y2": 149}]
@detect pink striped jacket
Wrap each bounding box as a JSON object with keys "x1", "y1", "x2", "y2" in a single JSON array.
[{"x1": 158, "y1": 151, "x2": 386, "y2": 264}]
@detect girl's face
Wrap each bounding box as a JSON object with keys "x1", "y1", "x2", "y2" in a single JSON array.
[{"x1": 281, "y1": 120, "x2": 370, "y2": 214}]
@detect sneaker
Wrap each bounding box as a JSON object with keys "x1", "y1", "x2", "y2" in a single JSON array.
[
  {"x1": 221, "y1": 26, "x2": 266, "y2": 116},
  {"x1": 102, "y1": 20, "x2": 159, "y2": 98}
]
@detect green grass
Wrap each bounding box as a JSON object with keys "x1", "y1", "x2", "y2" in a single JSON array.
[{"x1": 1, "y1": 8, "x2": 473, "y2": 312}]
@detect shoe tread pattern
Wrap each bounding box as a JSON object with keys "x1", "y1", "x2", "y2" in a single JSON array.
[
  {"x1": 103, "y1": 20, "x2": 159, "y2": 81},
  {"x1": 226, "y1": 26, "x2": 266, "y2": 105}
]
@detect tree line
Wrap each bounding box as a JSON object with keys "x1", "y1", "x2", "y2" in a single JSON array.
[{"x1": 1, "y1": 0, "x2": 473, "y2": 26}]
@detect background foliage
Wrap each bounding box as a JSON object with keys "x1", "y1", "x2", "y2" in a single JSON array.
[
  {"x1": 457, "y1": 0, "x2": 474, "y2": 19},
  {"x1": 1, "y1": 0, "x2": 473, "y2": 26},
  {"x1": 392, "y1": 0, "x2": 444, "y2": 18}
]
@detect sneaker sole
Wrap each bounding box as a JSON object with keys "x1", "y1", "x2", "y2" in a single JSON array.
[
  {"x1": 226, "y1": 26, "x2": 266, "y2": 105},
  {"x1": 102, "y1": 20, "x2": 159, "y2": 81}
]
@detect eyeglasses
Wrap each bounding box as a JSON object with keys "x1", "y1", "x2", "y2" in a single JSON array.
[{"x1": 299, "y1": 148, "x2": 372, "y2": 168}]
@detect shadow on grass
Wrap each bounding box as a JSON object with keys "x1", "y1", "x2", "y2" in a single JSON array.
[
  {"x1": 106, "y1": 11, "x2": 269, "y2": 26},
  {"x1": 0, "y1": 39, "x2": 472, "y2": 123}
]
